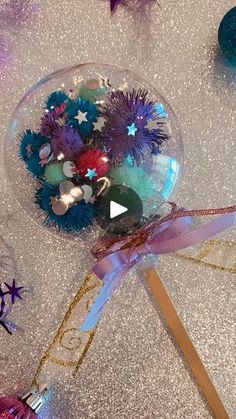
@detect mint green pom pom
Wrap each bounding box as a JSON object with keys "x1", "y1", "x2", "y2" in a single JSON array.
[
  {"x1": 79, "y1": 85, "x2": 106, "y2": 103},
  {"x1": 44, "y1": 161, "x2": 67, "y2": 186},
  {"x1": 110, "y1": 164, "x2": 155, "y2": 201}
]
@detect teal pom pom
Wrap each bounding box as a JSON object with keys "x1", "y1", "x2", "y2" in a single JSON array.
[
  {"x1": 110, "y1": 164, "x2": 155, "y2": 201},
  {"x1": 19, "y1": 130, "x2": 49, "y2": 178},
  {"x1": 19, "y1": 130, "x2": 48, "y2": 161},
  {"x1": 44, "y1": 162, "x2": 67, "y2": 186},
  {"x1": 35, "y1": 183, "x2": 94, "y2": 233},
  {"x1": 66, "y1": 97, "x2": 100, "y2": 139},
  {"x1": 46, "y1": 91, "x2": 68, "y2": 109},
  {"x1": 26, "y1": 153, "x2": 44, "y2": 178}
]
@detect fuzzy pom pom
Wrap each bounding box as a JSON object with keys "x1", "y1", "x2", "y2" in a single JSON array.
[
  {"x1": 44, "y1": 161, "x2": 67, "y2": 186},
  {"x1": 26, "y1": 153, "x2": 45, "y2": 178},
  {"x1": 101, "y1": 89, "x2": 167, "y2": 161},
  {"x1": 40, "y1": 110, "x2": 59, "y2": 137},
  {"x1": 35, "y1": 183, "x2": 94, "y2": 233},
  {"x1": 110, "y1": 164, "x2": 156, "y2": 201},
  {"x1": 19, "y1": 130, "x2": 48, "y2": 160},
  {"x1": 79, "y1": 84, "x2": 106, "y2": 103},
  {"x1": 51, "y1": 125, "x2": 84, "y2": 160},
  {"x1": 46, "y1": 90, "x2": 68, "y2": 110},
  {"x1": 66, "y1": 97, "x2": 100, "y2": 139},
  {"x1": 76, "y1": 148, "x2": 110, "y2": 181},
  {"x1": 19, "y1": 130, "x2": 49, "y2": 177}
]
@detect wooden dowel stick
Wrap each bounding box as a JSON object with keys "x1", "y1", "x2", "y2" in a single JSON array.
[{"x1": 141, "y1": 267, "x2": 229, "y2": 419}]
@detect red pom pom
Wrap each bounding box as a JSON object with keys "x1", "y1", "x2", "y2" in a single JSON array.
[{"x1": 76, "y1": 148, "x2": 110, "y2": 181}]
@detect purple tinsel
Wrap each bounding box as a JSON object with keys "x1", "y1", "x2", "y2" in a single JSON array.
[
  {"x1": 40, "y1": 110, "x2": 59, "y2": 138},
  {"x1": 101, "y1": 89, "x2": 167, "y2": 161},
  {"x1": 51, "y1": 125, "x2": 84, "y2": 160}
]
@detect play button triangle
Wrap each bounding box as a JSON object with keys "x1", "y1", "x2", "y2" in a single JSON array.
[{"x1": 110, "y1": 200, "x2": 128, "y2": 219}]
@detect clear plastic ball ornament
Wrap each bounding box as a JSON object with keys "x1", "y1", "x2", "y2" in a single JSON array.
[{"x1": 5, "y1": 63, "x2": 184, "y2": 240}]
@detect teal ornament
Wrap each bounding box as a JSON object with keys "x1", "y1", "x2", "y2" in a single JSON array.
[
  {"x1": 110, "y1": 164, "x2": 155, "y2": 202},
  {"x1": 218, "y1": 7, "x2": 236, "y2": 65},
  {"x1": 44, "y1": 161, "x2": 67, "y2": 186}
]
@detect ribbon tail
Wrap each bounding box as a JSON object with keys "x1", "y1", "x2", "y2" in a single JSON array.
[
  {"x1": 151, "y1": 212, "x2": 236, "y2": 255},
  {"x1": 80, "y1": 269, "x2": 125, "y2": 332}
]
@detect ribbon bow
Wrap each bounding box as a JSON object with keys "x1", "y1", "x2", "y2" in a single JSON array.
[{"x1": 81, "y1": 204, "x2": 236, "y2": 331}]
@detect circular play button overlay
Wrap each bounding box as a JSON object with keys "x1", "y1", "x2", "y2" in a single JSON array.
[{"x1": 97, "y1": 185, "x2": 143, "y2": 234}]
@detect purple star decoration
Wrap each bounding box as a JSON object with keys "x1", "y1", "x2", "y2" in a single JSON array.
[{"x1": 0, "y1": 279, "x2": 24, "y2": 334}]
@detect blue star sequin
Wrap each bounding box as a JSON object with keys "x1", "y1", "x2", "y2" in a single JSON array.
[
  {"x1": 125, "y1": 154, "x2": 134, "y2": 166},
  {"x1": 127, "y1": 122, "x2": 138, "y2": 137},
  {"x1": 85, "y1": 168, "x2": 97, "y2": 180}
]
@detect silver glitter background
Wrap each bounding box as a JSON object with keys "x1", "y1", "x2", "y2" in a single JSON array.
[{"x1": 0, "y1": 0, "x2": 235, "y2": 418}]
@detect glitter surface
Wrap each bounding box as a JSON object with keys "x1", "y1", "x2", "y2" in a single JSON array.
[{"x1": 0, "y1": 1, "x2": 235, "y2": 418}]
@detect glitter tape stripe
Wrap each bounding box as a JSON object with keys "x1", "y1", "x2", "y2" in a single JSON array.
[
  {"x1": 32, "y1": 273, "x2": 102, "y2": 387},
  {"x1": 177, "y1": 240, "x2": 236, "y2": 273}
]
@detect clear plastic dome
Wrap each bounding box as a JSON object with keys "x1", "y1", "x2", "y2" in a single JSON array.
[{"x1": 5, "y1": 63, "x2": 184, "y2": 240}]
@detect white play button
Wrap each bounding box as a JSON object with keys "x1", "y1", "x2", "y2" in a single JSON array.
[{"x1": 110, "y1": 200, "x2": 128, "y2": 219}]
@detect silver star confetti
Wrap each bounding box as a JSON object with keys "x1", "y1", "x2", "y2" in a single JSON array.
[
  {"x1": 74, "y1": 111, "x2": 87, "y2": 124},
  {"x1": 93, "y1": 117, "x2": 105, "y2": 132}
]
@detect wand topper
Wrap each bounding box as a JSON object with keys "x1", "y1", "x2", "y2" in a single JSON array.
[{"x1": 5, "y1": 63, "x2": 183, "y2": 239}]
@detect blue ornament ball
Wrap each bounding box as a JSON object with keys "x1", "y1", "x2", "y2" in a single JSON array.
[{"x1": 218, "y1": 7, "x2": 236, "y2": 65}]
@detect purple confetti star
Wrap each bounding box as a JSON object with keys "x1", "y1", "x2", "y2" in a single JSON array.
[{"x1": 4, "y1": 279, "x2": 24, "y2": 304}]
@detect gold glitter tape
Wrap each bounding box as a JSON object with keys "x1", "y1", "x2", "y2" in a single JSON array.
[
  {"x1": 177, "y1": 240, "x2": 236, "y2": 273},
  {"x1": 142, "y1": 267, "x2": 230, "y2": 419},
  {"x1": 32, "y1": 272, "x2": 102, "y2": 387}
]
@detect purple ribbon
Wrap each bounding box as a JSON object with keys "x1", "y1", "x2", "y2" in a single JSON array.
[{"x1": 81, "y1": 205, "x2": 236, "y2": 331}]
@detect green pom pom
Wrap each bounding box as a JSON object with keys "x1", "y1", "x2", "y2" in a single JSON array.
[
  {"x1": 79, "y1": 85, "x2": 106, "y2": 103},
  {"x1": 44, "y1": 161, "x2": 67, "y2": 186},
  {"x1": 110, "y1": 164, "x2": 155, "y2": 202}
]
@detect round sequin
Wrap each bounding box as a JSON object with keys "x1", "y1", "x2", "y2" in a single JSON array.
[
  {"x1": 52, "y1": 199, "x2": 68, "y2": 215},
  {"x1": 59, "y1": 180, "x2": 74, "y2": 195},
  {"x1": 63, "y1": 161, "x2": 77, "y2": 178},
  {"x1": 70, "y1": 186, "x2": 84, "y2": 201},
  {"x1": 39, "y1": 143, "x2": 51, "y2": 160},
  {"x1": 85, "y1": 79, "x2": 100, "y2": 91},
  {"x1": 81, "y1": 185, "x2": 93, "y2": 203}
]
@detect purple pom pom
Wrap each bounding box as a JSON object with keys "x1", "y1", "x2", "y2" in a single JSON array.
[
  {"x1": 51, "y1": 126, "x2": 84, "y2": 160},
  {"x1": 40, "y1": 110, "x2": 59, "y2": 137},
  {"x1": 101, "y1": 89, "x2": 167, "y2": 161}
]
